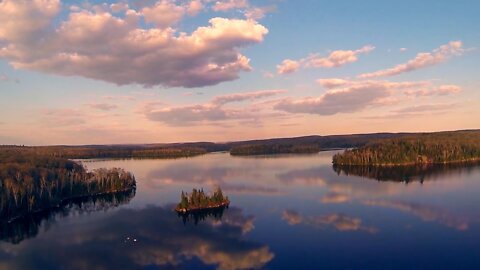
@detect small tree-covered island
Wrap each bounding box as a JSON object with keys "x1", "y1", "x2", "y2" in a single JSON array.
[
  {"x1": 333, "y1": 130, "x2": 480, "y2": 166},
  {"x1": 176, "y1": 187, "x2": 230, "y2": 213}
]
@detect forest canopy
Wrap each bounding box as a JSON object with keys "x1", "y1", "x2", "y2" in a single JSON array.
[{"x1": 332, "y1": 130, "x2": 480, "y2": 166}]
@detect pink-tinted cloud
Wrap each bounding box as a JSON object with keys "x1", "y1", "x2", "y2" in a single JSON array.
[
  {"x1": 392, "y1": 103, "x2": 455, "y2": 113},
  {"x1": 0, "y1": 1, "x2": 268, "y2": 88},
  {"x1": 276, "y1": 59, "x2": 300, "y2": 74},
  {"x1": 404, "y1": 84, "x2": 462, "y2": 97},
  {"x1": 212, "y1": 0, "x2": 248, "y2": 11},
  {"x1": 142, "y1": 0, "x2": 187, "y2": 28},
  {"x1": 277, "y1": 45, "x2": 375, "y2": 74},
  {"x1": 144, "y1": 89, "x2": 286, "y2": 125},
  {"x1": 306, "y1": 45, "x2": 375, "y2": 68},
  {"x1": 244, "y1": 5, "x2": 276, "y2": 20},
  {"x1": 212, "y1": 89, "x2": 286, "y2": 105},
  {"x1": 358, "y1": 41, "x2": 463, "y2": 79},
  {"x1": 88, "y1": 103, "x2": 118, "y2": 111},
  {"x1": 274, "y1": 80, "x2": 425, "y2": 115}
]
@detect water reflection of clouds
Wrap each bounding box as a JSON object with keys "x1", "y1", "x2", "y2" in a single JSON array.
[
  {"x1": 362, "y1": 200, "x2": 469, "y2": 231},
  {"x1": 0, "y1": 206, "x2": 274, "y2": 270},
  {"x1": 146, "y1": 165, "x2": 283, "y2": 195},
  {"x1": 278, "y1": 166, "x2": 473, "y2": 231},
  {"x1": 277, "y1": 166, "x2": 406, "y2": 199},
  {"x1": 282, "y1": 210, "x2": 377, "y2": 234},
  {"x1": 320, "y1": 192, "x2": 351, "y2": 204}
]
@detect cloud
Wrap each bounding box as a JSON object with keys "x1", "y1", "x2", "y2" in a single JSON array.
[
  {"x1": 274, "y1": 78, "x2": 462, "y2": 116},
  {"x1": 276, "y1": 59, "x2": 300, "y2": 74},
  {"x1": 391, "y1": 103, "x2": 455, "y2": 114},
  {"x1": 144, "y1": 89, "x2": 285, "y2": 125},
  {"x1": 282, "y1": 210, "x2": 377, "y2": 233},
  {"x1": 142, "y1": 0, "x2": 188, "y2": 28},
  {"x1": 213, "y1": 0, "x2": 249, "y2": 12},
  {"x1": 358, "y1": 41, "x2": 463, "y2": 79},
  {"x1": 274, "y1": 80, "x2": 423, "y2": 115},
  {"x1": 403, "y1": 84, "x2": 461, "y2": 97},
  {"x1": 212, "y1": 89, "x2": 286, "y2": 105},
  {"x1": 363, "y1": 199, "x2": 469, "y2": 231},
  {"x1": 0, "y1": 1, "x2": 269, "y2": 88},
  {"x1": 244, "y1": 5, "x2": 276, "y2": 20},
  {"x1": 88, "y1": 103, "x2": 118, "y2": 111},
  {"x1": 277, "y1": 45, "x2": 375, "y2": 74}
]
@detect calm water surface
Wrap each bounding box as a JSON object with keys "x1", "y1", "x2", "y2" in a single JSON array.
[{"x1": 1, "y1": 151, "x2": 480, "y2": 269}]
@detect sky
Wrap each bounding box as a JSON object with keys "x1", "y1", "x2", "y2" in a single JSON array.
[{"x1": 0, "y1": 0, "x2": 479, "y2": 145}]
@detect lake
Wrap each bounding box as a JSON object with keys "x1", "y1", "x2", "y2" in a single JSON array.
[{"x1": 1, "y1": 150, "x2": 480, "y2": 269}]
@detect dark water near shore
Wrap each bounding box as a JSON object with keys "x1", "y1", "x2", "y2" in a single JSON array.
[{"x1": 1, "y1": 151, "x2": 480, "y2": 269}]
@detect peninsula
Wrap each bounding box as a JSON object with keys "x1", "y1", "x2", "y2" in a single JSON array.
[{"x1": 0, "y1": 147, "x2": 136, "y2": 222}]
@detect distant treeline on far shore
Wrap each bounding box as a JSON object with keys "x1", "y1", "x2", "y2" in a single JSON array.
[
  {"x1": 1, "y1": 129, "x2": 479, "y2": 159},
  {"x1": 333, "y1": 130, "x2": 480, "y2": 166}
]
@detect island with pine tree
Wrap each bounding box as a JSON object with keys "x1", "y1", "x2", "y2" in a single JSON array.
[{"x1": 175, "y1": 187, "x2": 230, "y2": 213}]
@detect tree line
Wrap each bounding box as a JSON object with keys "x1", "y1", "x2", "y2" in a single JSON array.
[
  {"x1": 332, "y1": 130, "x2": 480, "y2": 166},
  {"x1": 0, "y1": 145, "x2": 206, "y2": 159},
  {"x1": 230, "y1": 144, "x2": 320, "y2": 156}
]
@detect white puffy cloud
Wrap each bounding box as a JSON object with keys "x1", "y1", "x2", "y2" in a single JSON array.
[
  {"x1": 358, "y1": 41, "x2": 463, "y2": 79},
  {"x1": 0, "y1": 1, "x2": 269, "y2": 88},
  {"x1": 277, "y1": 45, "x2": 375, "y2": 74}
]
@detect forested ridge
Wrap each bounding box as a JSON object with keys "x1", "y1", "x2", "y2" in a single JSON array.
[
  {"x1": 230, "y1": 144, "x2": 320, "y2": 156},
  {"x1": 332, "y1": 130, "x2": 480, "y2": 166},
  {"x1": 0, "y1": 145, "x2": 206, "y2": 159},
  {"x1": 0, "y1": 148, "x2": 136, "y2": 221}
]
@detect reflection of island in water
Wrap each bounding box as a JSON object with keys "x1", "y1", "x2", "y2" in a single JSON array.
[
  {"x1": 0, "y1": 189, "x2": 135, "y2": 244},
  {"x1": 333, "y1": 162, "x2": 480, "y2": 182},
  {"x1": 177, "y1": 204, "x2": 228, "y2": 225}
]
